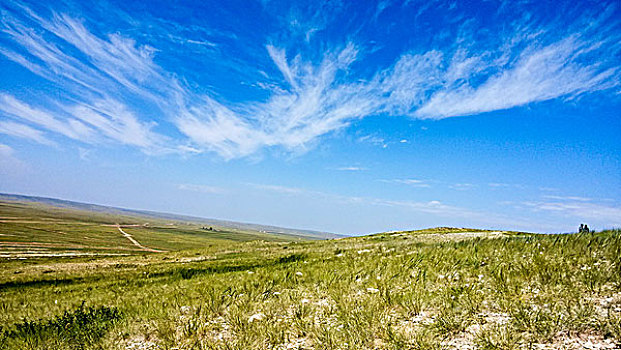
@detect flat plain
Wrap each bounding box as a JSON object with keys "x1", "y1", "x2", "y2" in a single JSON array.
[{"x1": 0, "y1": 199, "x2": 619, "y2": 349}]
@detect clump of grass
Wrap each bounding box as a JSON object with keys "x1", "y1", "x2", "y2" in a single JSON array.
[
  {"x1": 476, "y1": 324, "x2": 522, "y2": 350},
  {"x1": 0, "y1": 303, "x2": 122, "y2": 349}
]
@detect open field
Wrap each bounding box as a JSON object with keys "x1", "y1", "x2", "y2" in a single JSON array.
[
  {"x1": 0, "y1": 199, "x2": 325, "y2": 259},
  {"x1": 0, "y1": 202, "x2": 619, "y2": 350},
  {"x1": 0, "y1": 194, "x2": 341, "y2": 241}
]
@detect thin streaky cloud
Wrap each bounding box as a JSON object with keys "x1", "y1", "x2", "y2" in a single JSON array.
[
  {"x1": 357, "y1": 135, "x2": 387, "y2": 148},
  {"x1": 0, "y1": 8, "x2": 173, "y2": 153},
  {"x1": 520, "y1": 200, "x2": 621, "y2": 224},
  {"x1": 250, "y1": 182, "x2": 540, "y2": 229},
  {"x1": 541, "y1": 195, "x2": 595, "y2": 202},
  {"x1": 0, "y1": 94, "x2": 96, "y2": 141},
  {"x1": 450, "y1": 183, "x2": 477, "y2": 191},
  {"x1": 0, "y1": 143, "x2": 27, "y2": 176},
  {"x1": 415, "y1": 36, "x2": 620, "y2": 119},
  {"x1": 248, "y1": 183, "x2": 305, "y2": 195},
  {"x1": 66, "y1": 99, "x2": 167, "y2": 151},
  {"x1": 382, "y1": 179, "x2": 432, "y2": 188},
  {"x1": 538, "y1": 187, "x2": 560, "y2": 192},
  {"x1": 176, "y1": 183, "x2": 227, "y2": 194},
  {"x1": 0, "y1": 2, "x2": 618, "y2": 159},
  {"x1": 0, "y1": 120, "x2": 55, "y2": 145},
  {"x1": 336, "y1": 166, "x2": 366, "y2": 171},
  {"x1": 488, "y1": 182, "x2": 527, "y2": 189}
]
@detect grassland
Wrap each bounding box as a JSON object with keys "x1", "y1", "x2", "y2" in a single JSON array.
[
  {"x1": 0, "y1": 199, "x2": 317, "y2": 258},
  {"x1": 0, "y1": 201, "x2": 620, "y2": 349}
]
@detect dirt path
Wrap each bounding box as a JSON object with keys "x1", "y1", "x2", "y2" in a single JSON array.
[{"x1": 116, "y1": 226, "x2": 165, "y2": 253}]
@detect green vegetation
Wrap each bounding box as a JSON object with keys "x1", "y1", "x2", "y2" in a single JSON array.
[
  {"x1": 0, "y1": 199, "x2": 314, "y2": 258},
  {"x1": 1, "y1": 304, "x2": 121, "y2": 349},
  {"x1": 1, "y1": 201, "x2": 619, "y2": 349},
  {"x1": 1, "y1": 220, "x2": 620, "y2": 349}
]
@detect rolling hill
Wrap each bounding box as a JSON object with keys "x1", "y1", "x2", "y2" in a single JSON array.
[
  {"x1": 0, "y1": 193, "x2": 343, "y2": 258},
  {"x1": 0, "y1": 220, "x2": 618, "y2": 349}
]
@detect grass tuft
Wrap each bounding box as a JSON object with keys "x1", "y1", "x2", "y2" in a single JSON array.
[{"x1": 0, "y1": 303, "x2": 121, "y2": 349}]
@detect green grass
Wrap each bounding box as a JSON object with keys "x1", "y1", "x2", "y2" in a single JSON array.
[
  {"x1": 0, "y1": 224, "x2": 619, "y2": 349},
  {"x1": 0, "y1": 303, "x2": 122, "y2": 349},
  {"x1": 0, "y1": 200, "x2": 309, "y2": 258}
]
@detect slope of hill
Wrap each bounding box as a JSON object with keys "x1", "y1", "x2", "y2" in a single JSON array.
[
  {"x1": 0, "y1": 193, "x2": 342, "y2": 240},
  {"x1": 0, "y1": 194, "x2": 342, "y2": 258},
  {"x1": 0, "y1": 227, "x2": 619, "y2": 349}
]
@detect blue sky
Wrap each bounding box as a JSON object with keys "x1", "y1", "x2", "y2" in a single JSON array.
[{"x1": 0, "y1": 0, "x2": 619, "y2": 234}]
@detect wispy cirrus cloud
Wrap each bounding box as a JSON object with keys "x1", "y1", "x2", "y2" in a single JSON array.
[
  {"x1": 176, "y1": 183, "x2": 227, "y2": 194},
  {"x1": 147, "y1": 4, "x2": 621, "y2": 158},
  {"x1": 541, "y1": 195, "x2": 599, "y2": 202},
  {"x1": 0, "y1": 1, "x2": 618, "y2": 159},
  {"x1": 248, "y1": 183, "x2": 305, "y2": 195},
  {"x1": 0, "y1": 94, "x2": 95, "y2": 141},
  {"x1": 0, "y1": 143, "x2": 27, "y2": 176},
  {"x1": 488, "y1": 182, "x2": 527, "y2": 189},
  {"x1": 382, "y1": 179, "x2": 432, "y2": 188},
  {"x1": 249, "y1": 182, "x2": 539, "y2": 229},
  {"x1": 414, "y1": 36, "x2": 620, "y2": 118},
  {"x1": 357, "y1": 135, "x2": 387, "y2": 148},
  {"x1": 336, "y1": 166, "x2": 366, "y2": 171},
  {"x1": 0, "y1": 8, "x2": 171, "y2": 153},
  {"x1": 449, "y1": 183, "x2": 477, "y2": 191},
  {"x1": 376, "y1": 198, "x2": 533, "y2": 228},
  {"x1": 519, "y1": 198, "x2": 621, "y2": 226},
  {"x1": 0, "y1": 120, "x2": 55, "y2": 145}
]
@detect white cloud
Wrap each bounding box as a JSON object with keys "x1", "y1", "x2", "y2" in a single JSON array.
[
  {"x1": 358, "y1": 135, "x2": 386, "y2": 148},
  {"x1": 0, "y1": 143, "x2": 27, "y2": 176},
  {"x1": 521, "y1": 199, "x2": 621, "y2": 225},
  {"x1": 266, "y1": 45, "x2": 298, "y2": 90},
  {"x1": 0, "y1": 94, "x2": 95, "y2": 141},
  {"x1": 177, "y1": 28, "x2": 618, "y2": 158},
  {"x1": 41, "y1": 13, "x2": 169, "y2": 102},
  {"x1": 0, "y1": 120, "x2": 54, "y2": 145},
  {"x1": 174, "y1": 98, "x2": 266, "y2": 159},
  {"x1": 538, "y1": 187, "x2": 560, "y2": 192},
  {"x1": 78, "y1": 147, "x2": 92, "y2": 161},
  {"x1": 373, "y1": 0, "x2": 393, "y2": 20},
  {"x1": 488, "y1": 182, "x2": 526, "y2": 189},
  {"x1": 336, "y1": 166, "x2": 366, "y2": 171},
  {"x1": 0, "y1": 10, "x2": 171, "y2": 153},
  {"x1": 249, "y1": 182, "x2": 535, "y2": 229},
  {"x1": 67, "y1": 99, "x2": 166, "y2": 150},
  {"x1": 541, "y1": 195, "x2": 596, "y2": 202},
  {"x1": 0, "y1": 4, "x2": 618, "y2": 159},
  {"x1": 174, "y1": 42, "x2": 374, "y2": 159},
  {"x1": 248, "y1": 183, "x2": 305, "y2": 195},
  {"x1": 176, "y1": 183, "x2": 227, "y2": 194},
  {"x1": 450, "y1": 183, "x2": 476, "y2": 191},
  {"x1": 383, "y1": 179, "x2": 431, "y2": 188},
  {"x1": 415, "y1": 36, "x2": 619, "y2": 118}
]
